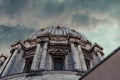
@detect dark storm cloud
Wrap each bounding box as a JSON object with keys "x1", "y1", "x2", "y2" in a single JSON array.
[
  {"x1": 0, "y1": 0, "x2": 69, "y2": 27},
  {"x1": 26, "y1": 0, "x2": 66, "y2": 17},
  {"x1": 71, "y1": 11, "x2": 110, "y2": 28},
  {"x1": 72, "y1": 12, "x2": 90, "y2": 26},
  {"x1": 0, "y1": 0, "x2": 119, "y2": 28},
  {"x1": 74, "y1": 0, "x2": 120, "y2": 12},
  {"x1": 0, "y1": 0, "x2": 27, "y2": 16},
  {"x1": 44, "y1": 0, "x2": 65, "y2": 16},
  {"x1": 0, "y1": 25, "x2": 35, "y2": 45},
  {"x1": 79, "y1": 0, "x2": 120, "y2": 20}
]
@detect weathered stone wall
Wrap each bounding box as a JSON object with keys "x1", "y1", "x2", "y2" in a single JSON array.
[
  {"x1": 65, "y1": 52, "x2": 74, "y2": 70},
  {"x1": 0, "y1": 26, "x2": 104, "y2": 78},
  {"x1": 45, "y1": 53, "x2": 52, "y2": 70},
  {"x1": 8, "y1": 50, "x2": 25, "y2": 75},
  {"x1": 0, "y1": 71, "x2": 81, "y2": 80}
]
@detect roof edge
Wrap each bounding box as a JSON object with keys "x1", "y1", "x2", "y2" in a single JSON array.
[{"x1": 79, "y1": 46, "x2": 120, "y2": 80}]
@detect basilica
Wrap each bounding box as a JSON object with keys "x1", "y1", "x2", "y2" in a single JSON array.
[{"x1": 0, "y1": 26, "x2": 104, "y2": 80}]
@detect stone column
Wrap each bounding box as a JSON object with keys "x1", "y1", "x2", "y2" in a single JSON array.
[
  {"x1": 1, "y1": 46, "x2": 21, "y2": 76},
  {"x1": 90, "y1": 60, "x2": 93, "y2": 69},
  {"x1": 65, "y1": 54, "x2": 69, "y2": 70},
  {"x1": 94, "y1": 47, "x2": 103, "y2": 62},
  {"x1": 97, "y1": 52, "x2": 103, "y2": 61},
  {"x1": 31, "y1": 43, "x2": 41, "y2": 71},
  {"x1": 0, "y1": 56, "x2": 9, "y2": 75},
  {"x1": 46, "y1": 54, "x2": 52, "y2": 70},
  {"x1": 78, "y1": 45, "x2": 87, "y2": 71},
  {"x1": 92, "y1": 52, "x2": 99, "y2": 66},
  {"x1": 39, "y1": 42, "x2": 48, "y2": 70},
  {"x1": 70, "y1": 43, "x2": 81, "y2": 71}
]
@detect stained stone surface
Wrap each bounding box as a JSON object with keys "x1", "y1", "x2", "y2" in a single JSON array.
[{"x1": 0, "y1": 71, "x2": 81, "y2": 80}]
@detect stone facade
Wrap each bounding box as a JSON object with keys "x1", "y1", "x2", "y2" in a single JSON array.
[{"x1": 0, "y1": 26, "x2": 104, "y2": 80}]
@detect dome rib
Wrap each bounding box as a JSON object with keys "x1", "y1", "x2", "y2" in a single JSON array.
[{"x1": 29, "y1": 26, "x2": 88, "y2": 41}]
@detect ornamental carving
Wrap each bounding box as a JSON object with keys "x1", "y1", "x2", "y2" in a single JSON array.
[{"x1": 51, "y1": 36, "x2": 67, "y2": 41}]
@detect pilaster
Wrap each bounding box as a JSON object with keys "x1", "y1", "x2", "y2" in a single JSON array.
[
  {"x1": 1, "y1": 44, "x2": 21, "y2": 76},
  {"x1": 31, "y1": 43, "x2": 41, "y2": 71},
  {"x1": 39, "y1": 42, "x2": 48, "y2": 70},
  {"x1": 70, "y1": 43, "x2": 81, "y2": 71},
  {"x1": 78, "y1": 45, "x2": 87, "y2": 71},
  {"x1": 97, "y1": 52, "x2": 103, "y2": 61}
]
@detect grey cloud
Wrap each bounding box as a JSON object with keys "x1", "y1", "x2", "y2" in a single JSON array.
[
  {"x1": 0, "y1": 0, "x2": 119, "y2": 29},
  {"x1": 44, "y1": 0, "x2": 65, "y2": 16},
  {"x1": 0, "y1": 25, "x2": 35, "y2": 45},
  {"x1": 76, "y1": 0, "x2": 119, "y2": 12},
  {"x1": 0, "y1": 0, "x2": 27, "y2": 16},
  {"x1": 23, "y1": 0, "x2": 66, "y2": 17},
  {"x1": 0, "y1": 0, "x2": 69, "y2": 27},
  {"x1": 71, "y1": 11, "x2": 111, "y2": 28},
  {"x1": 76, "y1": 0, "x2": 120, "y2": 28},
  {"x1": 72, "y1": 12, "x2": 90, "y2": 26},
  {"x1": 80, "y1": 0, "x2": 120, "y2": 20}
]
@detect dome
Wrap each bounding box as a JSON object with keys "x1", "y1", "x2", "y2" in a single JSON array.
[
  {"x1": 29, "y1": 26, "x2": 88, "y2": 41},
  {"x1": 0, "y1": 25, "x2": 104, "y2": 80}
]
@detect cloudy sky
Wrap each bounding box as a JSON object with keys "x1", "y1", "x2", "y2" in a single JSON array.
[{"x1": 0, "y1": 0, "x2": 120, "y2": 57}]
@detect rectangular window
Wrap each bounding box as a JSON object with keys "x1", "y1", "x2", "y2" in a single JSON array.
[
  {"x1": 24, "y1": 58, "x2": 33, "y2": 72},
  {"x1": 53, "y1": 56, "x2": 64, "y2": 70},
  {"x1": 85, "y1": 59, "x2": 90, "y2": 70}
]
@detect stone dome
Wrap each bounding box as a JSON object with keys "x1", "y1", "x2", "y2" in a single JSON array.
[{"x1": 29, "y1": 26, "x2": 88, "y2": 41}]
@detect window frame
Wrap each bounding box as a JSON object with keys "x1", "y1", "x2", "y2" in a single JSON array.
[
  {"x1": 85, "y1": 58, "x2": 90, "y2": 70},
  {"x1": 23, "y1": 57, "x2": 33, "y2": 73},
  {"x1": 52, "y1": 55, "x2": 65, "y2": 70}
]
